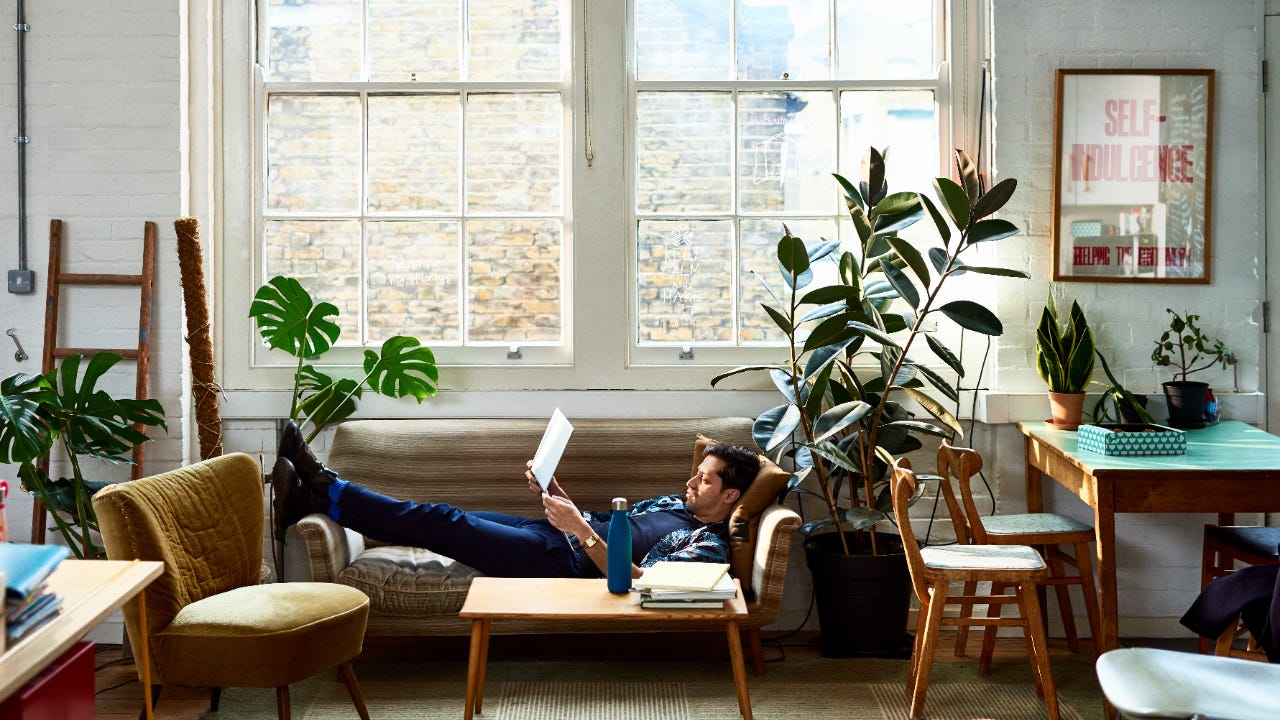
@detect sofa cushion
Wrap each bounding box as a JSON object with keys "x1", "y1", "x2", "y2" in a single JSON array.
[
  {"x1": 337, "y1": 546, "x2": 481, "y2": 617},
  {"x1": 693, "y1": 433, "x2": 791, "y2": 594}
]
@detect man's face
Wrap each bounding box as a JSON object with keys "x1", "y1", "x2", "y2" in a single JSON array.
[{"x1": 685, "y1": 455, "x2": 739, "y2": 519}]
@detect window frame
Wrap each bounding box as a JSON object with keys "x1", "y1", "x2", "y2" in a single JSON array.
[{"x1": 213, "y1": 0, "x2": 980, "y2": 394}]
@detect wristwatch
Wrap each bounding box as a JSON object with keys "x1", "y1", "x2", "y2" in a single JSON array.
[{"x1": 582, "y1": 533, "x2": 600, "y2": 549}]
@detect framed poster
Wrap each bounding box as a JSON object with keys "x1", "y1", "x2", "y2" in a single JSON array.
[{"x1": 1051, "y1": 69, "x2": 1214, "y2": 283}]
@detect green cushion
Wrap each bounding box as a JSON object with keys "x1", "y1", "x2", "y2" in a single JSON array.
[
  {"x1": 921, "y1": 544, "x2": 1045, "y2": 571},
  {"x1": 155, "y1": 582, "x2": 369, "y2": 688},
  {"x1": 982, "y1": 513, "x2": 1092, "y2": 536}
]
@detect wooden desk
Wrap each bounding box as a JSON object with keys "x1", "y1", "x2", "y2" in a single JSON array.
[
  {"x1": 1019, "y1": 420, "x2": 1280, "y2": 653},
  {"x1": 459, "y1": 577, "x2": 752, "y2": 720},
  {"x1": 0, "y1": 559, "x2": 164, "y2": 718}
]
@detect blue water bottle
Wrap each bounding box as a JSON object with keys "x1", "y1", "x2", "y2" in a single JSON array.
[{"x1": 607, "y1": 497, "x2": 632, "y2": 593}]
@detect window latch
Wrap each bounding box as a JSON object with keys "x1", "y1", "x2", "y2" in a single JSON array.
[{"x1": 507, "y1": 345, "x2": 523, "y2": 360}]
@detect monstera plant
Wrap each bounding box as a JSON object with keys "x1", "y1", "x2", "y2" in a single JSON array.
[
  {"x1": 0, "y1": 353, "x2": 167, "y2": 558},
  {"x1": 249, "y1": 276, "x2": 440, "y2": 442},
  {"x1": 711, "y1": 148, "x2": 1027, "y2": 655}
]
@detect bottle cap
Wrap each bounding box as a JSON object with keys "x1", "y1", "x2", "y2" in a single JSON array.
[{"x1": 611, "y1": 497, "x2": 627, "y2": 510}]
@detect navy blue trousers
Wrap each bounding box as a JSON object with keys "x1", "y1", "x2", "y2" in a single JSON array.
[{"x1": 332, "y1": 480, "x2": 593, "y2": 578}]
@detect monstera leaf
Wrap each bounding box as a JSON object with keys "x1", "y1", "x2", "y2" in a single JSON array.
[
  {"x1": 249, "y1": 275, "x2": 341, "y2": 359},
  {"x1": 47, "y1": 353, "x2": 167, "y2": 462},
  {"x1": 0, "y1": 372, "x2": 56, "y2": 463},
  {"x1": 363, "y1": 336, "x2": 439, "y2": 401}
]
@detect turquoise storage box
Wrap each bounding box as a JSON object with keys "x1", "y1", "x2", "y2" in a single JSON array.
[{"x1": 1078, "y1": 424, "x2": 1187, "y2": 456}]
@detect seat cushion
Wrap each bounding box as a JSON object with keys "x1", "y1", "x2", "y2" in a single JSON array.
[
  {"x1": 155, "y1": 582, "x2": 369, "y2": 688},
  {"x1": 338, "y1": 545, "x2": 481, "y2": 617},
  {"x1": 921, "y1": 544, "x2": 1046, "y2": 571},
  {"x1": 1206, "y1": 526, "x2": 1280, "y2": 559},
  {"x1": 982, "y1": 512, "x2": 1093, "y2": 536}
]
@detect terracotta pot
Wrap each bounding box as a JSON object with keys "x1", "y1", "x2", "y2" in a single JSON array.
[{"x1": 1047, "y1": 391, "x2": 1086, "y2": 430}]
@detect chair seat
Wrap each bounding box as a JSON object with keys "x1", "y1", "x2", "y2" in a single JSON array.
[
  {"x1": 1206, "y1": 526, "x2": 1280, "y2": 559},
  {"x1": 1096, "y1": 647, "x2": 1280, "y2": 720},
  {"x1": 156, "y1": 582, "x2": 370, "y2": 688},
  {"x1": 981, "y1": 512, "x2": 1093, "y2": 537},
  {"x1": 921, "y1": 544, "x2": 1045, "y2": 571}
]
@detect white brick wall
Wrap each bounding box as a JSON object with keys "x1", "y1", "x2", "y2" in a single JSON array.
[{"x1": 0, "y1": 0, "x2": 1267, "y2": 640}]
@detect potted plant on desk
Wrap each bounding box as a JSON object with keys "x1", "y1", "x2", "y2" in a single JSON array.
[
  {"x1": 1034, "y1": 288, "x2": 1094, "y2": 430},
  {"x1": 711, "y1": 148, "x2": 1027, "y2": 656},
  {"x1": 1150, "y1": 308, "x2": 1235, "y2": 428}
]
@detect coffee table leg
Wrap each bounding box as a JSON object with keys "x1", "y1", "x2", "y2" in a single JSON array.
[
  {"x1": 724, "y1": 619, "x2": 752, "y2": 720},
  {"x1": 476, "y1": 619, "x2": 491, "y2": 713},
  {"x1": 465, "y1": 619, "x2": 489, "y2": 719}
]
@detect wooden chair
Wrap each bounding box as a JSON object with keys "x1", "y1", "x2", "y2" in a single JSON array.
[
  {"x1": 892, "y1": 457, "x2": 1059, "y2": 720},
  {"x1": 1199, "y1": 525, "x2": 1280, "y2": 653},
  {"x1": 935, "y1": 441, "x2": 1101, "y2": 656}
]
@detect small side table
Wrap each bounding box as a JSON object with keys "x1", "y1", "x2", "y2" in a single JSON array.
[{"x1": 459, "y1": 576, "x2": 752, "y2": 720}]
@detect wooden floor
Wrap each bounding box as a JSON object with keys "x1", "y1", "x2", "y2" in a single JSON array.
[{"x1": 92, "y1": 631, "x2": 1111, "y2": 719}]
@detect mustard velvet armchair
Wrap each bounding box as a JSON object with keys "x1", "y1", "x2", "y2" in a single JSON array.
[{"x1": 93, "y1": 452, "x2": 371, "y2": 720}]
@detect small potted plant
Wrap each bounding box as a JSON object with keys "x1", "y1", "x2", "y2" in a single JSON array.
[
  {"x1": 1091, "y1": 349, "x2": 1155, "y2": 425},
  {"x1": 1035, "y1": 288, "x2": 1094, "y2": 429},
  {"x1": 1150, "y1": 308, "x2": 1235, "y2": 428}
]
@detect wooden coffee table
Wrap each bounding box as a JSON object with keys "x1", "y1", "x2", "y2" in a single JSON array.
[{"x1": 459, "y1": 576, "x2": 752, "y2": 720}]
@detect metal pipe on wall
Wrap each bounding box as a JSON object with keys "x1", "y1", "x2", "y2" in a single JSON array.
[{"x1": 8, "y1": 0, "x2": 33, "y2": 294}]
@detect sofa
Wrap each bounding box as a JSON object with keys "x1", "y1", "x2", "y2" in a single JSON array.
[{"x1": 293, "y1": 417, "x2": 801, "y2": 671}]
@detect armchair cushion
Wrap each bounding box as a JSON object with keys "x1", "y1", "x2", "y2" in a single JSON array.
[{"x1": 693, "y1": 433, "x2": 790, "y2": 594}]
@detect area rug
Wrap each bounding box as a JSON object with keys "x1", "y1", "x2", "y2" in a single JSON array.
[{"x1": 205, "y1": 656, "x2": 1103, "y2": 720}]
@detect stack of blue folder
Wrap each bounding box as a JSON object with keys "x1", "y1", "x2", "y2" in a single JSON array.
[{"x1": 2, "y1": 542, "x2": 71, "y2": 646}]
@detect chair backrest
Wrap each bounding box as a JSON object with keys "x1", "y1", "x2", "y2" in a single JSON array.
[
  {"x1": 93, "y1": 453, "x2": 265, "y2": 667},
  {"x1": 890, "y1": 457, "x2": 930, "y2": 605},
  {"x1": 936, "y1": 441, "x2": 989, "y2": 544}
]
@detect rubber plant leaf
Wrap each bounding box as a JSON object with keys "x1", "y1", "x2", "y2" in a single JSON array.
[{"x1": 938, "y1": 300, "x2": 1004, "y2": 336}]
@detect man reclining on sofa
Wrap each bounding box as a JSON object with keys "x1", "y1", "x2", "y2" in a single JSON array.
[{"x1": 273, "y1": 421, "x2": 761, "y2": 580}]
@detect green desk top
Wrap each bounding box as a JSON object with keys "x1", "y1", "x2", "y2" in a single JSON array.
[{"x1": 1021, "y1": 420, "x2": 1280, "y2": 473}]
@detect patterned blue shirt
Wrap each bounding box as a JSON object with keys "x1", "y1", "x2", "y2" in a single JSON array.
[{"x1": 584, "y1": 494, "x2": 730, "y2": 567}]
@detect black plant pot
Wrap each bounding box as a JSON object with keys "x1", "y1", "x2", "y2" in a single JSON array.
[
  {"x1": 1162, "y1": 381, "x2": 1210, "y2": 428},
  {"x1": 804, "y1": 531, "x2": 913, "y2": 658},
  {"x1": 1118, "y1": 394, "x2": 1149, "y2": 424}
]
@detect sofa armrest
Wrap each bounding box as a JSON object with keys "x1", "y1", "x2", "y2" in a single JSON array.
[
  {"x1": 294, "y1": 513, "x2": 365, "y2": 583},
  {"x1": 745, "y1": 504, "x2": 801, "y2": 626}
]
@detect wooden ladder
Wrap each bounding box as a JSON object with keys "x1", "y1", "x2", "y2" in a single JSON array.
[{"x1": 30, "y1": 219, "x2": 157, "y2": 542}]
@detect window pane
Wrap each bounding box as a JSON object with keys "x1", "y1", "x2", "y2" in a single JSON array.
[
  {"x1": 267, "y1": 95, "x2": 362, "y2": 213},
  {"x1": 367, "y1": 221, "x2": 461, "y2": 343},
  {"x1": 266, "y1": 0, "x2": 362, "y2": 82},
  {"x1": 368, "y1": 0, "x2": 460, "y2": 82},
  {"x1": 467, "y1": 219, "x2": 562, "y2": 343},
  {"x1": 635, "y1": 0, "x2": 731, "y2": 81},
  {"x1": 264, "y1": 220, "x2": 362, "y2": 340},
  {"x1": 466, "y1": 93, "x2": 562, "y2": 214},
  {"x1": 468, "y1": 0, "x2": 562, "y2": 82},
  {"x1": 637, "y1": 220, "x2": 734, "y2": 344},
  {"x1": 736, "y1": 0, "x2": 829, "y2": 80},
  {"x1": 368, "y1": 95, "x2": 461, "y2": 213},
  {"x1": 738, "y1": 219, "x2": 836, "y2": 343},
  {"x1": 838, "y1": 91, "x2": 937, "y2": 196},
  {"x1": 635, "y1": 92, "x2": 733, "y2": 214},
  {"x1": 836, "y1": 0, "x2": 933, "y2": 80},
  {"x1": 738, "y1": 91, "x2": 837, "y2": 215}
]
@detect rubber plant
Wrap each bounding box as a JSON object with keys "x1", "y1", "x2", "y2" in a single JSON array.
[
  {"x1": 712, "y1": 148, "x2": 1027, "y2": 555},
  {"x1": 0, "y1": 353, "x2": 167, "y2": 558},
  {"x1": 249, "y1": 276, "x2": 440, "y2": 442}
]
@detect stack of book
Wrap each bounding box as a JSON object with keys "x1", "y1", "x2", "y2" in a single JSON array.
[
  {"x1": 633, "y1": 561, "x2": 736, "y2": 609},
  {"x1": 2, "y1": 543, "x2": 70, "y2": 647}
]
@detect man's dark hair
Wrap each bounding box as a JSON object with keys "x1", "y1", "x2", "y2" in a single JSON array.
[{"x1": 703, "y1": 443, "x2": 761, "y2": 494}]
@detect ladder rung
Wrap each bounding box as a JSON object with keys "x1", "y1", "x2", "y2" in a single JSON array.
[
  {"x1": 56, "y1": 273, "x2": 144, "y2": 286},
  {"x1": 52, "y1": 347, "x2": 140, "y2": 359}
]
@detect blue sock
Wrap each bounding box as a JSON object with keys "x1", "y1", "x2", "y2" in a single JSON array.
[{"x1": 327, "y1": 478, "x2": 347, "y2": 522}]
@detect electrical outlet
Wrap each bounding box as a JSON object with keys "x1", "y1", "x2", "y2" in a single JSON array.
[{"x1": 8, "y1": 269, "x2": 35, "y2": 294}]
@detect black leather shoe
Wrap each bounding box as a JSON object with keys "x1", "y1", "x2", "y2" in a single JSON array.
[
  {"x1": 271, "y1": 457, "x2": 329, "y2": 541},
  {"x1": 279, "y1": 420, "x2": 337, "y2": 492}
]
